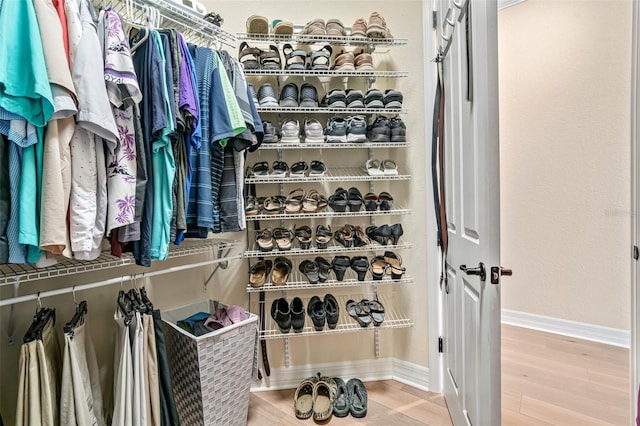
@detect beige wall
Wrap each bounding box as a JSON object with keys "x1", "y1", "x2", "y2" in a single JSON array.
[
  {"x1": 0, "y1": 0, "x2": 431, "y2": 422},
  {"x1": 499, "y1": 0, "x2": 632, "y2": 330}
]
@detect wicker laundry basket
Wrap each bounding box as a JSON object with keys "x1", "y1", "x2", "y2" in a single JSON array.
[{"x1": 163, "y1": 300, "x2": 258, "y2": 426}]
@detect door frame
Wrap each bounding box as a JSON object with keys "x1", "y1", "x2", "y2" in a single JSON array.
[
  {"x1": 423, "y1": 0, "x2": 443, "y2": 394},
  {"x1": 631, "y1": 0, "x2": 640, "y2": 421}
]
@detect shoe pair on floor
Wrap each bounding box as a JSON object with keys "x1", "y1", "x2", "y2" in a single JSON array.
[
  {"x1": 294, "y1": 373, "x2": 367, "y2": 421},
  {"x1": 249, "y1": 257, "x2": 292, "y2": 287}
]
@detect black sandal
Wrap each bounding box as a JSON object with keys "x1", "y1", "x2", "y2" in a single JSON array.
[
  {"x1": 252, "y1": 161, "x2": 270, "y2": 176},
  {"x1": 239, "y1": 41, "x2": 262, "y2": 70},
  {"x1": 328, "y1": 187, "x2": 348, "y2": 212},
  {"x1": 260, "y1": 44, "x2": 282, "y2": 70},
  {"x1": 367, "y1": 299, "x2": 385, "y2": 326},
  {"x1": 299, "y1": 260, "x2": 320, "y2": 284},
  {"x1": 309, "y1": 160, "x2": 327, "y2": 177},
  {"x1": 256, "y1": 228, "x2": 274, "y2": 252},
  {"x1": 285, "y1": 188, "x2": 305, "y2": 214},
  {"x1": 315, "y1": 257, "x2": 331, "y2": 283},
  {"x1": 331, "y1": 256, "x2": 351, "y2": 281},
  {"x1": 315, "y1": 225, "x2": 333, "y2": 249},
  {"x1": 346, "y1": 299, "x2": 371, "y2": 327},
  {"x1": 271, "y1": 160, "x2": 289, "y2": 177},
  {"x1": 273, "y1": 227, "x2": 294, "y2": 251},
  {"x1": 294, "y1": 225, "x2": 312, "y2": 250},
  {"x1": 290, "y1": 161, "x2": 309, "y2": 177}
]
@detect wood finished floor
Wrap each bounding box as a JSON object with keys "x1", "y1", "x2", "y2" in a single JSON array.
[{"x1": 247, "y1": 324, "x2": 630, "y2": 425}]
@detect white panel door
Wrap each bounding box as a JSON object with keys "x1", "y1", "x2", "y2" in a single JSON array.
[{"x1": 435, "y1": 1, "x2": 501, "y2": 425}]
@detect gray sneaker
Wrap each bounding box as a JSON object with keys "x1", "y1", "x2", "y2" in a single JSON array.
[
  {"x1": 258, "y1": 83, "x2": 278, "y2": 106},
  {"x1": 300, "y1": 83, "x2": 319, "y2": 108},
  {"x1": 325, "y1": 117, "x2": 348, "y2": 143},
  {"x1": 248, "y1": 83, "x2": 259, "y2": 106},
  {"x1": 346, "y1": 89, "x2": 365, "y2": 109},
  {"x1": 262, "y1": 121, "x2": 280, "y2": 143},
  {"x1": 390, "y1": 117, "x2": 406, "y2": 142},
  {"x1": 279, "y1": 83, "x2": 299, "y2": 107},
  {"x1": 322, "y1": 89, "x2": 347, "y2": 108},
  {"x1": 281, "y1": 119, "x2": 300, "y2": 143},
  {"x1": 383, "y1": 89, "x2": 403, "y2": 109},
  {"x1": 366, "y1": 116, "x2": 390, "y2": 142},
  {"x1": 347, "y1": 116, "x2": 367, "y2": 143},
  {"x1": 364, "y1": 88, "x2": 384, "y2": 108},
  {"x1": 304, "y1": 119, "x2": 325, "y2": 143}
]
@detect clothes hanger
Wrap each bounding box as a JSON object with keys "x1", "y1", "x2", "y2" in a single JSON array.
[
  {"x1": 117, "y1": 289, "x2": 134, "y2": 325},
  {"x1": 140, "y1": 287, "x2": 154, "y2": 313},
  {"x1": 63, "y1": 301, "x2": 88, "y2": 336},
  {"x1": 23, "y1": 293, "x2": 56, "y2": 343}
]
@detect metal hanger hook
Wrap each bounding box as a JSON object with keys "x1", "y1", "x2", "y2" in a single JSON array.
[
  {"x1": 72, "y1": 286, "x2": 77, "y2": 306},
  {"x1": 36, "y1": 292, "x2": 42, "y2": 310}
]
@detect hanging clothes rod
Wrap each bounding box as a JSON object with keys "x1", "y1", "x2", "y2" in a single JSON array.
[
  {"x1": 96, "y1": 0, "x2": 236, "y2": 48},
  {"x1": 0, "y1": 254, "x2": 242, "y2": 307}
]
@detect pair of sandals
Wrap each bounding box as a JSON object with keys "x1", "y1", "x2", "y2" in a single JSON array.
[
  {"x1": 370, "y1": 251, "x2": 406, "y2": 280},
  {"x1": 249, "y1": 161, "x2": 326, "y2": 178},
  {"x1": 283, "y1": 44, "x2": 332, "y2": 71},
  {"x1": 249, "y1": 257, "x2": 292, "y2": 287},
  {"x1": 330, "y1": 255, "x2": 368, "y2": 281},
  {"x1": 365, "y1": 159, "x2": 399, "y2": 176},
  {"x1": 288, "y1": 160, "x2": 327, "y2": 177},
  {"x1": 285, "y1": 189, "x2": 328, "y2": 214},
  {"x1": 346, "y1": 298, "x2": 385, "y2": 327},
  {"x1": 294, "y1": 224, "x2": 332, "y2": 249},
  {"x1": 334, "y1": 225, "x2": 369, "y2": 249},
  {"x1": 364, "y1": 192, "x2": 393, "y2": 211},
  {"x1": 239, "y1": 42, "x2": 281, "y2": 70},
  {"x1": 255, "y1": 227, "x2": 294, "y2": 251},
  {"x1": 327, "y1": 187, "x2": 364, "y2": 212},
  {"x1": 299, "y1": 257, "x2": 332, "y2": 284},
  {"x1": 294, "y1": 373, "x2": 338, "y2": 421}
]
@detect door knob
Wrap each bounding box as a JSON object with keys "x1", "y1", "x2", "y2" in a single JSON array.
[
  {"x1": 459, "y1": 262, "x2": 486, "y2": 281},
  {"x1": 490, "y1": 266, "x2": 513, "y2": 284}
]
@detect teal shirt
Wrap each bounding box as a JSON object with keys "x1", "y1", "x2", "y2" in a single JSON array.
[
  {"x1": 0, "y1": 0, "x2": 53, "y2": 127},
  {"x1": 150, "y1": 31, "x2": 176, "y2": 261}
]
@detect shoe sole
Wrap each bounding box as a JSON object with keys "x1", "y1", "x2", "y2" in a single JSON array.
[
  {"x1": 300, "y1": 100, "x2": 319, "y2": 107},
  {"x1": 334, "y1": 64, "x2": 356, "y2": 72},
  {"x1": 347, "y1": 133, "x2": 367, "y2": 142},
  {"x1": 305, "y1": 136, "x2": 325, "y2": 143},
  {"x1": 369, "y1": 134, "x2": 391, "y2": 142},
  {"x1": 327, "y1": 101, "x2": 347, "y2": 108},
  {"x1": 365, "y1": 100, "x2": 384, "y2": 108},
  {"x1": 385, "y1": 101, "x2": 403, "y2": 109},
  {"x1": 263, "y1": 136, "x2": 279, "y2": 143},
  {"x1": 280, "y1": 136, "x2": 300, "y2": 143},
  {"x1": 356, "y1": 64, "x2": 374, "y2": 71},
  {"x1": 391, "y1": 135, "x2": 407, "y2": 142},
  {"x1": 259, "y1": 97, "x2": 278, "y2": 106},
  {"x1": 326, "y1": 135, "x2": 348, "y2": 143},
  {"x1": 280, "y1": 100, "x2": 299, "y2": 107}
]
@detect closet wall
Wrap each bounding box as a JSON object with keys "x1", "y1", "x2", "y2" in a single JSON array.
[
  {"x1": 499, "y1": 0, "x2": 632, "y2": 331},
  {"x1": 0, "y1": 0, "x2": 431, "y2": 421},
  {"x1": 212, "y1": 0, "x2": 431, "y2": 370}
]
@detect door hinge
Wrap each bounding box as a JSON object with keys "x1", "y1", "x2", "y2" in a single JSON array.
[
  {"x1": 438, "y1": 336, "x2": 444, "y2": 353},
  {"x1": 634, "y1": 245, "x2": 639, "y2": 260}
]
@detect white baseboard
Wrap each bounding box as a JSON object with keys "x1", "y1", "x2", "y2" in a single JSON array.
[
  {"x1": 251, "y1": 358, "x2": 430, "y2": 392},
  {"x1": 501, "y1": 309, "x2": 630, "y2": 348}
]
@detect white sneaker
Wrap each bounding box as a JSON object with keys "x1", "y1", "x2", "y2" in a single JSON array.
[
  {"x1": 280, "y1": 119, "x2": 300, "y2": 143},
  {"x1": 303, "y1": 119, "x2": 325, "y2": 143}
]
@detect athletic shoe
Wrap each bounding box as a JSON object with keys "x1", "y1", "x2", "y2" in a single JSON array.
[
  {"x1": 350, "y1": 18, "x2": 367, "y2": 37},
  {"x1": 248, "y1": 83, "x2": 259, "y2": 106},
  {"x1": 346, "y1": 89, "x2": 365, "y2": 109},
  {"x1": 322, "y1": 89, "x2": 347, "y2": 108},
  {"x1": 300, "y1": 83, "x2": 319, "y2": 108},
  {"x1": 281, "y1": 119, "x2": 300, "y2": 143},
  {"x1": 258, "y1": 83, "x2": 278, "y2": 106},
  {"x1": 390, "y1": 117, "x2": 406, "y2": 142},
  {"x1": 302, "y1": 18, "x2": 326, "y2": 35},
  {"x1": 279, "y1": 83, "x2": 299, "y2": 107},
  {"x1": 366, "y1": 12, "x2": 388, "y2": 39},
  {"x1": 326, "y1": 18, "x2": 346, "y2": 36},
  {"x1": 364, "y1": 88, "x2": 384, "y2": 108},
  {"x1": 347, "y1": 116, "x2": 367, "y2": 142},
  {"x1": 304, "y1": 119, "x2": 325, "y2": 143},
  {"x1": 262, "y1": 121, "x2": 280, "y2": 143},
  {"x1": 325, "y1": 117, "x2": 348, "y2": 143},
  {"x1": 383, "y1": 89, "x2": 403, "y2": 109},
  {"x1": 366, "y1": 116, "x2": 391, "y2": 142}
]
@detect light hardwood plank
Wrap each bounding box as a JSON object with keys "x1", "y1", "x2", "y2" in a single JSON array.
[{"x1": 247, "y1": 326, "x2": 630, "y2": 425}]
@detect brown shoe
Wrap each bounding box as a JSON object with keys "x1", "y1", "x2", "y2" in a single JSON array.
[
  {"x1": 366, "y1": 12, "x2": 387, "y2": 38},
  {"x1": 326, "y1": 18, "x2": 346, "y2": 36},
  {"x1": 302, "y1": 18, "x2": 326, "y2": 35},
  {"x1": 354, "y1": 51, "x2": 373, "y2": 71},
  {"x1": 350, "y1": 18, "x2": 367, "y2": 37},
  {"x1": 333, "y1": 51, "x2": 355, "y2": 71}
]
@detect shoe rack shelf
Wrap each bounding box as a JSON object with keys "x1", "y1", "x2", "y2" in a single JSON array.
[
  {"x1": 255, "y1": 106, "x2": 407, "y2": 114},
  {"x1": 244, "y1": 69, "x2": 408, "y2": 78},
  {"x1": 245, "y1": 205, "x2": 411, "y2": 221},
  {"x1": 254, "y1": 294, "x2": 413, "y2": 340},
  {"x1": 237, "y1": 33, "x2": 408, "y2": 47},
  {"x1": 247, "y1": 273, "x2": 413, "y2": 293},
  {"x1": 244, "y1": 240, "x2": 412, "y2": 259},
  {"x1": 245, "y1": 167, "x2": 410, "y2": 183},
  {"x1": 0, "y1": 239, "x2": 238, "y2": 286},
  {"x1": 243, "y1": 28, "x2": 411, "y2": 365},
  {"x1": 258, "y1": 141, "x2": 409, "y2": 149}
]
